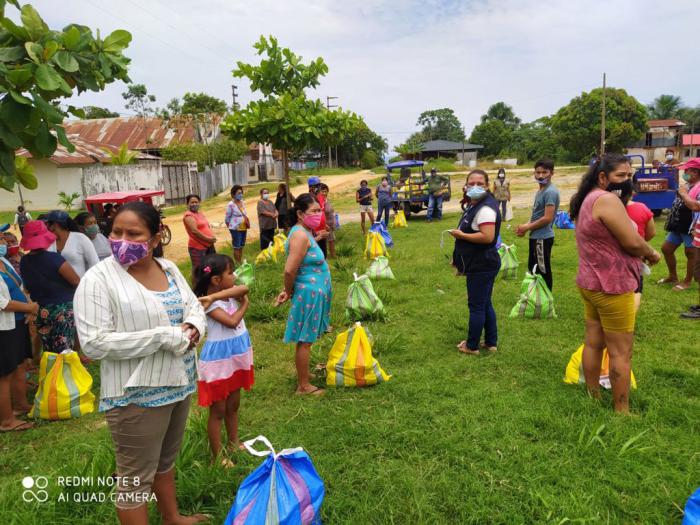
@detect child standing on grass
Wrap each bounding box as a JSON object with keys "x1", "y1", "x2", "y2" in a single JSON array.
[{"x1": 194, "y1": 254, "x2": 254, "y2": 467}]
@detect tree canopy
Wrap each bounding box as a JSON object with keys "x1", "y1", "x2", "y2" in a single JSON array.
[
  {"x1": 480, "y1": 101, "x2": 521, "y2": 127},
  {"x1": 468, "y1": 102, "x2": 521, "y2": 156},
  {"x1": 122, "y1": 83, "x2": 155, "y2": 117},
  {"x1": 551, "y1": 87, "x2": 647, "y2": 161},
  {"x1": 647, "y1": 94, "x2": 683, "y2": 120},
  {"x1": 82, "y1": 105, "x2": 119, "y2": 119},
  {"x1": 416, "y1": 108, "x2": 465, "y2": 142},
  {"x1": 222, "y1": 35, "x2": 359, "y2": 199},
  {"x1": 0, "y1": 1, "x2": 131, "y2": 190}
]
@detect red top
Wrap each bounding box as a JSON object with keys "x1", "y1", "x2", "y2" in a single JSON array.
[
  {"x1": 315, "y1": 193, "x2": 327, "y2": 232},
  {"x1": 183, "y1": 210, "x2": 214, "y2": 250},
  {"x1": 626, "y1": 201, "x2": 653, "y2": 238},
  {"x1": 576, "y1": 189, "x2": 640, "y2": 294}
]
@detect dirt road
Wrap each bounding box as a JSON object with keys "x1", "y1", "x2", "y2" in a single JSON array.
[{"x1": 163, "y1": 170, "x2": 379, "y2": 263}]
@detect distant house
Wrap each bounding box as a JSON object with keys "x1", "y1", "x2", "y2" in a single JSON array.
[
  {"x1": 682, "y1": 134, "x2": 700, "y2": 159},
  {"x1": 408, "y1": 140, "x2": 483, "y2": 163},
  {"x1": 627, "y1": 119, "x2": 685, "y2": 162}
]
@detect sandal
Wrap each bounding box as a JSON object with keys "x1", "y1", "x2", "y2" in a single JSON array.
[
  {"x1": 457, "y1": 341, "x2": 479, "y2": 355},
  {"x1": 672, "y1": 283, "x2": 691, "y2": 291},
  {"x1": 479, "y1": 342, "x2": 498, "y2": 352},
  {"x1": 295, "y1": 386, "x2": 325, "y2": 396},
  {"x1": 657, "y1": 278, "x2": 678, "y2": 285},
  {"x1": 0, "y1": 420, "x2": 34, "y2": 432}
]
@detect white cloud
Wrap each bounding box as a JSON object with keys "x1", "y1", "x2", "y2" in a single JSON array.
[{"x1": 32, "y1": 0, "x2": 700, "y2": 151}]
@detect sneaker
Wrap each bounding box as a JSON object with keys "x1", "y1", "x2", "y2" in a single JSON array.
[
  {"x1": 689, "y1": 305, "x2": 700, "y2": 312},
  {"x1": 680, "y1": 310, "x2": 700, "y2": 319}
]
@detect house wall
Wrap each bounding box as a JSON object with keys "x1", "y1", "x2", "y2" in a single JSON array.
[
  {"x1": 0, "y1": 159, "x2": 84, "y2": 211},
  {"x1": 81, "y1": 161, "x2": 163, "y2": 202}
]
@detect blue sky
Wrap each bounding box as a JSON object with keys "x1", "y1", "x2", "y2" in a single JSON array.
[{"x1": 26, "y1": 0, "x2": 700, "y2": 151}]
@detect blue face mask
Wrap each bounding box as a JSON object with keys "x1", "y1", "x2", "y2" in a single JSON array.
[
  {"x1": 466, "y1": 186, "x2": 487, "y2": 201},
  {"x1": 0, "y1": 245, "x2": 6, "y2": 258},
  {"x1": 235, "y1": 193, "x2": 243, "y2": 201}
]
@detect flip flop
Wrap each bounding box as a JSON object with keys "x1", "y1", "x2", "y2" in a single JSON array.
[
  {"x1": 13, "y1": 408, "x2": 31, "y2": 417},
  {"x1": 657, "y1": 278, "x2": 678, "y2": 285},
  {"x1": 220, "y1": 458, "x2": 235, "y2": 469},
  {"x1": 0, "y1": 420, "x2": 34, "y2": 432},
  {"x1": 479, "y1": 343, "x2": 498, "y2": 352},
  {"x1": 672, "y1": 283, "x2": 691, "y2": 291},
  {"x1": 295, "y1": 386, "x2": 325, "y2": 396},
  {"x1": 457, "y1": 342, "x2": 479, "y2": 355}
]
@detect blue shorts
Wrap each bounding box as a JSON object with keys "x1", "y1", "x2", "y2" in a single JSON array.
[
  {"x1": 230, "y1": 229, "x2": 247, "y2": 249},
  {"x1": 665, "y1": 231, "x2": 693, "y2": 248}
]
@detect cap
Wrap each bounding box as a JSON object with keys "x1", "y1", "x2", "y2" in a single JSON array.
[
  {"x1": 19, "y1": 220, "x2": 56, "y2": 251},
  {"x1": 678, "y1": 158, "x2": 700, "y2": 171},
  {"x1": 0, "y1": 223, "x2": 9, "y2": 233},
  {"x1": 307, "y1": 176, "x2": 321, "y2": 186},
  {"x1": 46, "y1": 209, "x2": 70, "y2": 227}
]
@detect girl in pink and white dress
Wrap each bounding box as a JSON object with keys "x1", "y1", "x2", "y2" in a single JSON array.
[{"x1": 194, "y1": 254, "x2": 254, "y2": 465}]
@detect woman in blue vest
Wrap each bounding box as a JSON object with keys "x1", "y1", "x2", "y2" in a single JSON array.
[{"x1": 449, "y1": 169, "x2": 502, "y2": 355}]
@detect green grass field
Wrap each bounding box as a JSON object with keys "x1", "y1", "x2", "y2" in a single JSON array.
[{"x1": 1, "y1": 211, "x2": 698, "y2": 524}]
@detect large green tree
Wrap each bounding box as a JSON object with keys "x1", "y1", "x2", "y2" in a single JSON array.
[
  {"x1": 480, "y1": 101, "x2": 521, "y2": 127},
  {"x1": 551, "y1": 87, "x2": 647, "y2": 161},
  {"x1": 0, "y1": 0, "x2": 131, "y2": 190},
  {"x1": 468, "y1": 119, "x2": 512, "y2": 156},
  {"x1": 325, "y1": 119, "x2": 386, "y2": 167},
  {"x1": 647, "y1": 94, "x2": 683, "y2": 120},
  {"x1": 222, "y1": 35, "x2": 359, "y2": 205},
  {"x1": 416, "y1": 108, "x2": 465, "y2": 142},
  {"x1": 508, "y1": 117, "x2": 561, "y2": 162},
  {"x1": 122, "y1": 83, "x2": 155, "y2": 117}
]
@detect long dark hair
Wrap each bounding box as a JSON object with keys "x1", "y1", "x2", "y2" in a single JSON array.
[
  {"x1": 569, "y1": 153, "x2": 629, "y2": 220},
  {"x1": 193, "y1": 253, "x2": 234, "y2": 297},
  {"x1": 73, "y1": 211, "x2": 95, "y2": 229},
  {"x1": 114, "y1": 201, "x2": 161, "y2": 235},
  {"x1": 293, "y1": 193, "x2": 316, "y2": 218}
]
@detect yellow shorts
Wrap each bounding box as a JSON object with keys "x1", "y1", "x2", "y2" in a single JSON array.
[{"x1": 578, "y1": 288, "x2": 636, "y2": 333}]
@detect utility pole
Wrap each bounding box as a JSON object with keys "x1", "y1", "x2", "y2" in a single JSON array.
[
  {"x1": 231, "y1": 84, "x2": 239, "y2": 111},
  {"x1": 326, "y1": 96, "x2": 338, "y2": 168},
  {"x1": 600, "y1": 72, "x2": 606, "y2": 155}
]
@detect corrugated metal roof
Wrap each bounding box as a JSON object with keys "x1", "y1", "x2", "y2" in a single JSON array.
[
  {"x1": 63, "y1": 115, "x2": 221, "y2": 151},
  {"x1": 648, "y1": 119, "x2": 685, "y2": 128},
  {"x1": 17, "y1": 135, "x2": 159, "y2": 166},
  {"x1": 421, "y1": 139, "x2": 483, "y2": 151}
]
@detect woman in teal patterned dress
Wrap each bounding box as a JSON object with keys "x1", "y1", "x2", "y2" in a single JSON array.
[{"x1": 275, "y1": 194, "x2": 332, "y2": 395}]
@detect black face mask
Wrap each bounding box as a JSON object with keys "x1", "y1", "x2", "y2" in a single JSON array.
[{"x1": 606, "y1": 180, "x2": 633, "y2": 202}]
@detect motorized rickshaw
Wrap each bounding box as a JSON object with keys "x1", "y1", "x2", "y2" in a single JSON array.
[
  {"x1": 83, "y1": 189, "x2": 171, "y2": 245},
  {"x1": 386, "y1": 160, "x2": 451, "y2": 218},
  {"x1": 627, "y1": 155, "x2": 679, "y2": 217}
]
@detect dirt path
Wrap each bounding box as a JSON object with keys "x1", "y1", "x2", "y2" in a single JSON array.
[
  {"x1": 164, "y1": 168, "x2": 585, "y2": 263},
  {"x1": 163, "y1": 170, "x2": 379, "y2": 263}
]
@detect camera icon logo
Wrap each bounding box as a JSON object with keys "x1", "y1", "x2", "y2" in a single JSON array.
[{"x1": 22, "y1": 476, "x2": 49, "y2": 503}]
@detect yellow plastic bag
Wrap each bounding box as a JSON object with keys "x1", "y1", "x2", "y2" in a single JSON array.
[
  {"x1": 255, "y1": 245, "x2": 274, "y2": 264},
  {"x1": 364, "y1": 231, "x2": 388, "y2": 260},
  {"x1": 392, "y1": 210, "x2": 407, "y2": 228},
  {"x1": 271, "y1": 230, "x2": 287, "y2": 260},
  {"x1": 326, "y1": 323, "x2": 391, "y2": 387},
  {"x1": 563, "y1": 345, "x2": 637, "y2": 389},
  {"x1": 31, "y1": 351, "x2": 95, "y2": 420}
]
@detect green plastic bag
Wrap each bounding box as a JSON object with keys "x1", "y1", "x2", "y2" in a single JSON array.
[
  {"x1": 498, "y1": 244, "x2": 519, "y2": 280},
  {"x1": 346, "y1": 273, "x2": 385, "y2": 320},
  {"x1": 367, "y1": 256, "x2": 395, "y2": 280},
  {"x1": 509, "y1": 265, "x2": 556, "y2": 319},
  {"x1": 234, "y1": 260, "x2": 255, "y2": 286}
]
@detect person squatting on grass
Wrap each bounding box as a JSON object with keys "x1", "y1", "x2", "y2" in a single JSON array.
[
  {"x1": 356, "y1": 179, "x2": 375, "y2": 235},
  {"x1": 449, "y1": 170, "x2": 502, "y2": 355},
  {"x1": 569, "y1": 154, "x2": 661, "y2": 413},
  {"x1": 74, "y1": 202, "x2": 209, "y2": 525},
  {"x1": 275, "y1": 194, "x2": 332, "y2": 396},
  {"x1": 675, "y1": 157, "x2": 700, "y2": 319},
  {"x1": 0, "y1": 235, "x2": 37, "y2": 433},
  {"x1": 516, "y1": 159, "x2": 560, "y2": 291},
  {"x1": 657, "y1": 160, "x2": 700, "y2": 291},
  {"x1": 225, "y1": 185, "x2": 249, "y2": 266},
  {"x1": 193, "y1": 254, "x2": 254, "y2": 467}
]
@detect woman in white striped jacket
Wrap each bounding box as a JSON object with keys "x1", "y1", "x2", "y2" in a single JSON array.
[{"x1": 74, "y1": 202, "x2": 208, "y2": 525}]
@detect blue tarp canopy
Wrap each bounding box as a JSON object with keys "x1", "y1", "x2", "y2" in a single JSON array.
[{"x1": 385, "y1": 160, "x2": 424, "y2": 170}]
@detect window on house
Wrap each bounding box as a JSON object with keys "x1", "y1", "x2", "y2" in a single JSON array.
[{"x1": 644, "y1": 133, "x2": 652, "y2": 147}]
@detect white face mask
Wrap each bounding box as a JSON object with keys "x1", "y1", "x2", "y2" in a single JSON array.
[
  {"x1": 262, "y1": 193, "x2": 269, "y2": 200},
  {"x1": 666, "y1": 154, "x2": 674, "y2": 160}
]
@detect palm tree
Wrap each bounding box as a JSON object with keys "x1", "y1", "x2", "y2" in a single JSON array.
[
  {"x1": 647, "y1": 95, "x2": 683, "y2": 120},
  {"x1": 394, "y1": 137, "x2": 423, "y2": 159},
  {"x1": 481, "y1": 102, "x2": 521, "y2": 127},
  {"x1": 57, "y1": 191, "x2": 80, "y2": 210},
  {"x1": 101, "y1": 142, "x2": 139, "y2": 165}
]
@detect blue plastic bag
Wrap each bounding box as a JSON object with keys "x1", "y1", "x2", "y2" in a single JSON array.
[
  {"x1": 370, "y1": 221, "x2": 393, "y2": 248},
  {"x1": 684, "y1": 487, "x2": 700, "y2": 524},
  {"x1": 554, "y1": 210, "x2": 575, "y2": 229},
  {"x1": 225, "y1": 436, "x2": 325, "y2": 525}
]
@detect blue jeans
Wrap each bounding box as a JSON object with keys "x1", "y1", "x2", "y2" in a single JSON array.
[
  {"x1": 466, "y1": 270, "x2": 499, "y2": 350},
  {"x1": 377, "y1": 201, "x2": 392, "y2": 226},
  {"x1": 427, "y1": 194, "x2": 443, "y2": 220}
]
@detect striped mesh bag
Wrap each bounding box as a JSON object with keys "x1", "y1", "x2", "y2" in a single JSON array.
[
  {"x1": 345, "y1": 273, "x2": 385, "y2": 320},
  {"x1": 498, "y1": 244, "x2": 519, "y2": 280},
  {"x1": 326, "y1": 322, "x2": 391, "y2": 387},
  {"x1": 509, "y1": 265, "x2": 556, "y2": 319},
  {"x1": 367, "y1": 256, "x2": 394, "y2": 280}
]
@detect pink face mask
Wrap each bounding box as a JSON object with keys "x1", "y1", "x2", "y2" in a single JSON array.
[
  {"x1": 109, "y1": 238, "x2": 151, "y2": 267},
  {"x1": 302, "y1": 212, "x2": 323, "y2": 230}
]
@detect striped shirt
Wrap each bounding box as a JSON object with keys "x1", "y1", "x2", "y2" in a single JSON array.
[
  {"x1": 74, "y1": 257, "x2": 206, "y2": 400},
  {"x1": 99, "y1": 271, "x2": 196, "y2": 410}
]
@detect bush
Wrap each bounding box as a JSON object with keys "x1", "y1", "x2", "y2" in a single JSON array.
[{"x1": 361, "y1": 150, "x2": 379, "y2": 169}]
